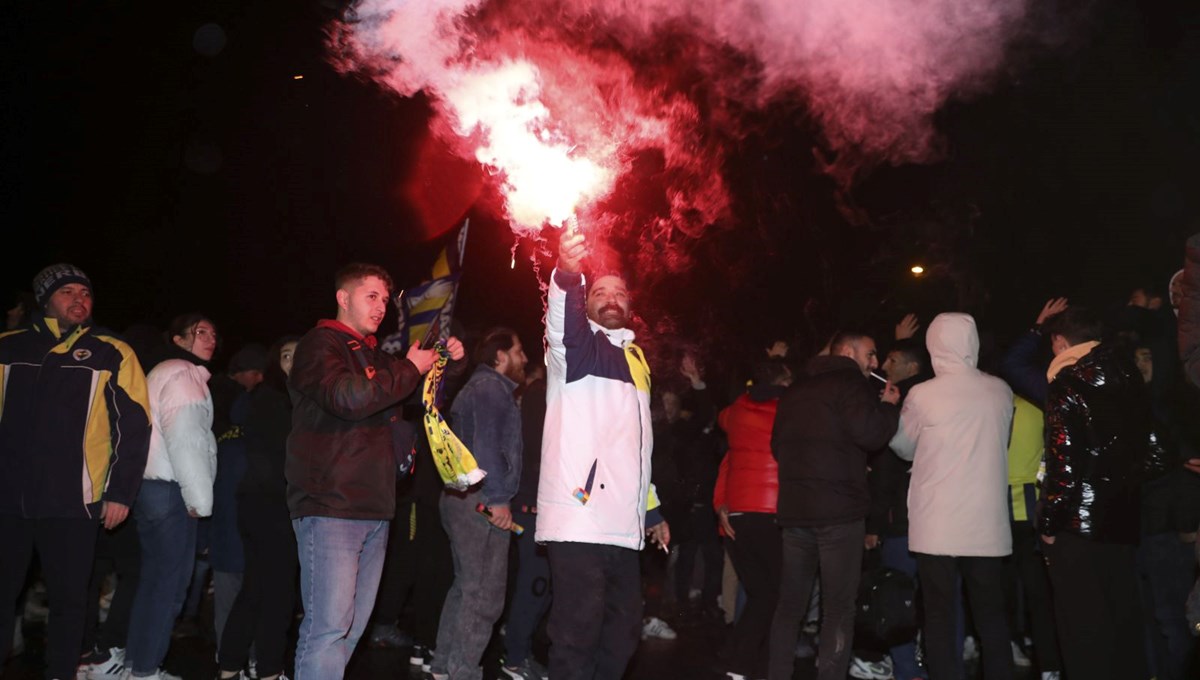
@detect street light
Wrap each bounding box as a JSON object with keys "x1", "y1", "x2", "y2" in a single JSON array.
[{"x1": 911, "y1": 265, "x2": 925, "y2": 276}]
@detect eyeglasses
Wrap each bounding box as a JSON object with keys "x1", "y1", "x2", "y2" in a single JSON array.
[{"x1": 192, "y1": 327, "x2": 219, "y2": 342}]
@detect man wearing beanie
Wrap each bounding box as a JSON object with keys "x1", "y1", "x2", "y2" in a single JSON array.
[{"x1": 0, "y1": 263, "x2": 153, "y2": 680}]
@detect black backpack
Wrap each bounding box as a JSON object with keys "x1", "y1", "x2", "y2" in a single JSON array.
[{"x1": 855, "y1": 566, "x2": 919, "y2": 649}]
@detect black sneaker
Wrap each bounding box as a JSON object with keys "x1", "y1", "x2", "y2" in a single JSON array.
[{"x1": 409, "y1": 644, "x2": 429, "y2": 667}]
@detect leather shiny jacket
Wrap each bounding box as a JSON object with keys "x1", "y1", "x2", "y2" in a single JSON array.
[{"x1": 1040, "y1": 342, "x2": 1165, "y2": 544}]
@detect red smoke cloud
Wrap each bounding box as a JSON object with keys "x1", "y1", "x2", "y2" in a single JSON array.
[{"x1": 328, "y1": 0, "x2": 1030, "y2": 294}]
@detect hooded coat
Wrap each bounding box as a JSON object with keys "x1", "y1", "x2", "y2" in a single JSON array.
[{"x1": 890, "y1": 313, "x2": 1014, "y2": 557}]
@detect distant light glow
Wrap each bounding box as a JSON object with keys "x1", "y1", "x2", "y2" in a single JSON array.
[
  {"x1": 293, "y1": 75, "x2": 304, "y2": 80},
  {"x1": 911, "y1": 265, "x2": 925, "y2": 275}
]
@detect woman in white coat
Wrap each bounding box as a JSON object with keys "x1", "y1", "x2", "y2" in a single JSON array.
[{"x1": 123, "y1": 313, "x2": 219, "y2": 680}]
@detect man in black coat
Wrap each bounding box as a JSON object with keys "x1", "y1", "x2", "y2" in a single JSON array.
[
  {"x1": 1040, "y1": 306, "x2": 1159, "y2": 680},
  {"x1": 766, "y1": 331, "x2": 901, "y2": 680}
]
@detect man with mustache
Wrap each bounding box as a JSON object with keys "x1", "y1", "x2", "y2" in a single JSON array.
[{"x1": 536, "y1": 229, "x2": 669, "y2": 680}]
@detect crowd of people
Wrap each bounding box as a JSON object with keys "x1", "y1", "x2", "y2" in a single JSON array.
[{"x1": 1, "y1": 230, "x2": 1200, "y2": 680}]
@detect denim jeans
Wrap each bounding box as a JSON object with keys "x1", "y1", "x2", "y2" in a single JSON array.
[
  {"x1": 292, "y1": 516, "x2": 389, "y2": 680},
  {"x1": 126, "y1": 480, "x2": 198, "y2": 675},
  {"x1": 432, "y1": 490, "x2": 511, "y2": 679},
  {"x1": 767, "y1": 520, "x2": 864, "y2": 680}
]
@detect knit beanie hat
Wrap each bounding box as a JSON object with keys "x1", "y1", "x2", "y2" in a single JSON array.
[
  {"x1": 32, "y1": 263, "x2": 92, "y2": 308},
  {"x1": 229, "y1": 343, "x2": 269, "y2": 374}
]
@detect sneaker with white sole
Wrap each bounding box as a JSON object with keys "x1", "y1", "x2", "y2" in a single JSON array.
[
  {"x1": 499, "y1": 659, "x2": 543, "y2": 680},
  {"x1": 848, "y1": 656, "x2": 894, "y2": 680},
  {"x1": 962, "y1": 635, "x2": 979, "y2": 661},
  {"x1": 1040, "y1": 673, "x2": 1061, "y2": 680},
  {"x1": 1011, "y1": 640, "x2": 1032, "y2": 667},
  {"x1": 119, "y1": 670, "x2": 183, "y2": 680},
  {"x1": 84, "y1": 648, "x2": 127, "y2": 680},
  {"x1": 640, "y1": 616, "x2": 677, "y2": 640}
]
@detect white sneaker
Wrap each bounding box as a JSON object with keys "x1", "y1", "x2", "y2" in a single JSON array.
[
  {"x1": 1011, "y1": 641, "x2": 1032, "y2": 667},
  {"x1": 848, "y1": 655, "x2": 893, "y2": 680},
  {"x1": 962, "y1": 635, "x2": 979, "y2": 661},
  {"x1": 640, "y1": 616, "x2": 677, "y2": 640},
  {"x1": 85, "y1": 648, "x2": 128, "y2": 680},
  {"x1": 119, "y1": 670, "x2": 183, "y2": 680}
]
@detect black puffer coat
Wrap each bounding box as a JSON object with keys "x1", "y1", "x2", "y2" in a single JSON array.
[
  {"x1": 772, "y1": 355, "x2": 900, "y2": 528},
  {"x1": 1040, "y1": 343, "x2": 1165, "y2": 544}
]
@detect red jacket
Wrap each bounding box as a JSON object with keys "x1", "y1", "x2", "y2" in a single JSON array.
[{"x1": 714, "y1": 390, "x2": 781, "y2": 514}]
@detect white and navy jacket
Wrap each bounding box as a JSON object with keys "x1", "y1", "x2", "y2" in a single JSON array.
[{"x1": 536, "y1": 269, "x2": 662, "y2": 550}]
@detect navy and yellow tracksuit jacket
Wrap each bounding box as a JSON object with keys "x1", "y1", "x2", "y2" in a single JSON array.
[{"x1": 0, "y1": 317, "x2": 152, "y2": 519}]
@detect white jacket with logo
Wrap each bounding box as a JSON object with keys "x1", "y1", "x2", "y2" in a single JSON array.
[{"x1": 536, "y1": 269, "x2": 661, "y2": 550}]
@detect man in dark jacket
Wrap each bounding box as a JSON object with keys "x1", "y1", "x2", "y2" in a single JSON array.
[
  {"x1": 285, "y1": 262, "x2": 463, "y2": 680},
  {"x1": 767, "y1": 331, "x2": 900, "y2": 680},
  {"x1": 1039, "y1": 307, "x2": 1158, "y2": 680},
  {"x1": 865, "y1": 338, "x2": 931, "y2": 680},
  {"x1": 0, "y1": 264, "x2": 152, "y2": 680},
  {"x1": 432, "y1": 327, "x2": 526, "y2": 680}
]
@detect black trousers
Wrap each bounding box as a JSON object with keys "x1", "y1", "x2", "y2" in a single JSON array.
[
  {"x1": 917, "y1": 553, "x2": 1012, "y2": 680},
  {"x1": 767, "y1": 520, "x2": 864, "y2": 680},
  {"x1": 217, "y1": 496, "x2": 298, "y2": 678},
  {"x1": 1003, "y1": 521, "x2": 1060, "y2": 673},
  {"x1": 724, "y1": 512, "x2": 781, "y2": 678},
  {"x1": 82, "y1": 515, "x2": 141, "y2": 654},
  {"x1": 546, "y1": 542, "x2": 642, "y2": 680},
  {"x1": 0, "y1": 514, "x2": 99, "y2": 680},
  {"x1": 410, "y1": 499, "x2": 454, "y2": 648},
  {"x1": 1044, "y1": 532, "x2": 1147, "y2": 680},
  {"x1": 674, "y1": 504, "x2": 724, "y2": 608}
]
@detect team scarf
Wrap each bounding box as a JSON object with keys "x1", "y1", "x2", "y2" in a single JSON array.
[{"x1": 422, "y1": 344, "x2": 485, "y2": 490}]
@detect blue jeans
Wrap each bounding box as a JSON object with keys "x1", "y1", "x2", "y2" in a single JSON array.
[
  {"x1": 292, "y1": 516, "x2": 389, "y2": 680},
  {"x1": 126, "y1": 480, "x2": 197, "y2": 675}
]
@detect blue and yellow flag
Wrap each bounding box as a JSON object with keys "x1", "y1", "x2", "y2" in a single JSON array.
[{"x1": 381, "y1": 219, "x2": 469, "y2": 354}]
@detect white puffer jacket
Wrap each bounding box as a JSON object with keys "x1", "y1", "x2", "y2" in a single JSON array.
[{"x1": 144, "y1": 358, "x2": 217, "y2": 516}]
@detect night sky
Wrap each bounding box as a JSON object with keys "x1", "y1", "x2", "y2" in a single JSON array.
[{"x1": 3, "y1": 0, "x2": 1199, "y2": 387}]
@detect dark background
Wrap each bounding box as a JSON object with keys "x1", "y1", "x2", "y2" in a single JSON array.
[{"x1": 2, "y1": 0, "x2": 1198, "y2": 383}]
